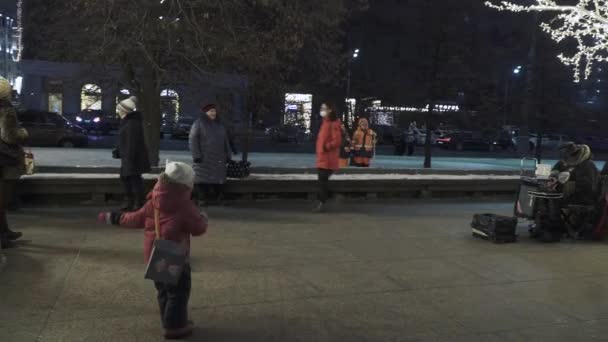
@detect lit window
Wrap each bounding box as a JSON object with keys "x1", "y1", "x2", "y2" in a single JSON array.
[
  {"x1": 161, "y1": 89, "x2": 180, "y2": 122},
  {"x1": 81, "y1": 84, "x2": 102, "y2": 111}
]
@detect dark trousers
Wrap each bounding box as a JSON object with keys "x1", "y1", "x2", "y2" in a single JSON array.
[
  {"x1": 318, "y1": 169, "x2": 333, "y2": 203},
  {"x1": 197, "y1": 183, "x2": 225, "y2": 204},
  {"x1": 120, "y1": 175, "x2": 145, "y2": 209},
  {"x1": 0, "y1": 179, "x2": 8, "y2": 238},
  {"x1": 5, "y1": 180, "x2": 18, "y2": 211},
  {"x1": 154, "y1": 265, "x2": 191, "y2": 330}
]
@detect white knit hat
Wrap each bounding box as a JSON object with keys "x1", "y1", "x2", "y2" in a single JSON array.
[
  {"x1": 117, "y1": 96, "x2": 137, "y2": 118},
  {"x1": 0, "y1": 78, "x2": 12, "y2": 100},
  {"x1": 164, "y1": 161, "x2": 195, "y2": 189}
]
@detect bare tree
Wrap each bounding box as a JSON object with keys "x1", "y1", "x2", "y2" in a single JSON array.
[{"x1": 25, "y1": 0, "x2": 366, "y2": 165}]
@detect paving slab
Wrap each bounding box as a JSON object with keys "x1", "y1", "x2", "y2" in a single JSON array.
[{"x1": 2, "y1": 200, "x2": 608, "y2": 341}]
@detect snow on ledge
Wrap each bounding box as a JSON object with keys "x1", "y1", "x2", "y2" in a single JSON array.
[{"x1": 22, "y1": 173, "x2": 521, "y2": 181}]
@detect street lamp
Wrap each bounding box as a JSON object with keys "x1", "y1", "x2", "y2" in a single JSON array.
[
  {"x1": 504, "y1": 65, "x2": 523, "y2": 125},
  {"x1": 346, "y1": 49, "x2": 360, "y2": 126},
  {"x1": 513, "y1": 65, "x2": 522, "y2": 74}
]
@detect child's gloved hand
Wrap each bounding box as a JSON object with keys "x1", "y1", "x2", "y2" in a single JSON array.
[{"x1": 97, "y1": 211, "x2": 123, "y2": 225}]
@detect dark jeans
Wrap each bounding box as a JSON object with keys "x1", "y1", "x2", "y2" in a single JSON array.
[
  {"x1": 0, "y1": 178, "x2": 8, "y2": 238},
  {"x1": 154, "y1": 265, "x2": 192, "y2": 330},
  {"x1": 197, "y1": 183, "x2": 225, "y2": 204},
  {"x1": 318, "y1": 169, "x2": 333, "y2": 203},
  {"x1": 121, "y1": 175, "x2": 145, "y2": 209}
]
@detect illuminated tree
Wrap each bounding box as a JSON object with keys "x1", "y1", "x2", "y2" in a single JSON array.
[{"x1": 486, "y1": 0, "x2": 608, "y2": 82}]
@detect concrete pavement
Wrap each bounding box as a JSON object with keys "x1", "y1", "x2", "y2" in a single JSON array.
[{"x1": 4, "y1": 201, "x2": 608, "y2": 341}]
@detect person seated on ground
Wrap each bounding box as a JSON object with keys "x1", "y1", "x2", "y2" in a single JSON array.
[{"x1": 550, "y1": 143, "x2": 600, "y2": 206}]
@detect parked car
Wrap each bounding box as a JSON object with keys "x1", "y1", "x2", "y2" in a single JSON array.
[
  {"x1": 266, "y1": 124, "x2": 307, "y2": 143},
  {"x1": 409, "y1": 128, "x2": 441, "y2": 145},
  {"x1": 371, "y1": 125, "x2": 400, "y2": 145},
  {"x1": 528, "y1": 134, "x2": 570, "y2": 151},
  {"x1": 492, "y1": 131, "x2": 516, "y2": 151},
  {"x1": 439, "y1": 131, "x2": 493, "y2": 151},
  {"x1": 75, "y1": 110, "x2": 113, "y2": 135},
  {"x1": 171, "y1": 116, "x2": 196, "y2": 140},
  {"x1": 18, "y1": 110, "x2": 88, "y2": 147}
]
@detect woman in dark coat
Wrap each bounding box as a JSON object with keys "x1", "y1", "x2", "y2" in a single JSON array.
[
  {"x1": 114, "y1": 96, "x2": 151, "y2": 211},
  {"x1": 189, "y1": 104, "x2": 231, "y2": 205},
  {"x1": 0, "y1": 78, "x2": 28, "y2": 248}
]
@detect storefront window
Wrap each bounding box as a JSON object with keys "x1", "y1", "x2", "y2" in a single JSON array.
[
  {"x1": 284, "y1": 93, "x2": 313, "y2": 133},
  {"x1": 161, "y1": 89, "x2": 180, "y2": 122},
  {"x1": 48, "y1": 80, "x2": 63, "y2": 114},
  {"x1": 81, "y1": 83, "x2": 102, "y2": 111}
]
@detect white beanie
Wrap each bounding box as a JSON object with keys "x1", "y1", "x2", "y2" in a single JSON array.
[
  {"x1": 0, "y1": 78, "x2": 11, "y2": 100},
  {"x1": 164, "y1": 161, "x2": 195, "y2": 189},
  {"x1": 117, "y1": 96, "x2": 137, "y2": 118}
]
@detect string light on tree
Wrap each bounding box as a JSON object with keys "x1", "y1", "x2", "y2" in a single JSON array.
[
  {"x1": 13, "y1": 0, "x2": 23, "y2": 62},
  {"x1": 485, "y1": 0, "x2": 608, "y2": 82}
]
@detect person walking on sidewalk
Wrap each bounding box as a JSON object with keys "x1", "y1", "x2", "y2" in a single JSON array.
[
  {"x1": 351, "y1": 118, "x2": 377, "y2": 168},
  {"x1": 98, "y1": 162, "x2": 207, "y2": 339},
  {"x1": 114, "y1": 96, "x2": 151, "y2": 212},
  {"x1": 0, "y1": 78, "x2": 27, "y2": 248},
  {"x1": 314, "y1": 102, "x2": 342, "y2": 213},
  {"x1": 189, "y1": 104, "x2": 231, "y2": 206}
]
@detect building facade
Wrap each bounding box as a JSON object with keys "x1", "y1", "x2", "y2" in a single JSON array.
[
  {"x1": 0, "y1": 0, "x2": 22, "y2": 90},
  {"x1": 20, "y1": 60, "x2": 248, "y2": 124}
]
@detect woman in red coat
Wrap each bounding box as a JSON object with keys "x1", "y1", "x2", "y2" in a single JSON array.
[{"x1": 314, "y1": 102, "x2": 342, "y2": 212}]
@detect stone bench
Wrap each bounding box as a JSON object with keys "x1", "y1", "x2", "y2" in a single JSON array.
[{"x1": 18, "y1": 173, "x2": 521, "y2": 205}]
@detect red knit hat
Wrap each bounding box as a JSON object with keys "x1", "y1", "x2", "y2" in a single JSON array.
[{"x1": 201, "y1": 103, "x2": 216, "y2": 113}]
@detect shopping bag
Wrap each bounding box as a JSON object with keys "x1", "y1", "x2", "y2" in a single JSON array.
[
  {"x1": 226, "y1": 160, "x2": 251, "y2": 179},
  {"x1": 24, "y1": 150, "x2": 35, "y2": 175},
  {"x1": 144, "y1": 209, "x2": 186, "y2": 285}
]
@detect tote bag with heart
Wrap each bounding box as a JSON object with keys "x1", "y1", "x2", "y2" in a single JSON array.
[{"x1": 144, "y1": 209, "x2": 187, "y2": 285}]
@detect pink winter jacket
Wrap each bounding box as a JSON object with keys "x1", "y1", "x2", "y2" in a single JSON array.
[{"x1": 120, "y1": 176, "x2": 208, "y2": 263}]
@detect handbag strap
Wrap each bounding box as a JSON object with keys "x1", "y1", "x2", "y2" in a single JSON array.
[{"x1": 154, "y1": 208, "x2": 161, "y2": 240}]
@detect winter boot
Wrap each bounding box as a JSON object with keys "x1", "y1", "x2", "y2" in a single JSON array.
[
  {"x1": 6, "y1": 229, "x2": 22, "y2": 241},
  {"x1": 164, "y1": 322, "x2": 194, "y2": 340}
]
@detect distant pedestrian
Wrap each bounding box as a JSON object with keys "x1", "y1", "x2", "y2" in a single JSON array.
[
  {"x1": 98, "y1": 162, "x2": 207, "y2": 339},
  {"x1": 0, "y1": 78, "x2": 28, "y2": 248},
  {"x1": 189, "y1": 104, "x2": 231, "y2": 206},
  {"x1": 339, "y1": 123, "x2": 352, "y2": 168},
  {"x1": 314, "y1": 102, "x2": 342, "y2": 213},
  {"x1": 114, "y1": 96, "x2": 151, "y2": 211},
  {"x1": 351, "y1": 118, "x2": 377, "y2": 168}
]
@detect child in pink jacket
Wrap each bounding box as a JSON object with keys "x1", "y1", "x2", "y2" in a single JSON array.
[{"x1": 99, "y1": 161, "x2": 207, "y2": 340}]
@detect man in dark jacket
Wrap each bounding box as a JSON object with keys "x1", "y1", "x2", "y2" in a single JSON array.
[
  {"x1": 552, "y1": 143, "x2": 599, "y2": 205},
  {"x1": 114, "y1": 96, "x2": 151, "y2": 211}
]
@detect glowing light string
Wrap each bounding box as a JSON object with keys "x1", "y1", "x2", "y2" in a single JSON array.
[
  {"x1": 485, "y1": 0, "x2": 608, "y2": 82},
  {"x1": 13, "y1": 0, "x2": 23, "y2": 62}
]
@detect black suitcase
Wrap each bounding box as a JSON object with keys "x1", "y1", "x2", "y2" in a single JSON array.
[{"x1": 471, "y1": 214, "x2": 518, "y2": 243}]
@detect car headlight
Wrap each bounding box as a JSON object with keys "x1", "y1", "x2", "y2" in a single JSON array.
[
  {"x1": 76, "y1": 116, "x2": 82, "y2": 122},
  {"x1": 93, "y1": 117, "x2": 101, "y2": 123}
]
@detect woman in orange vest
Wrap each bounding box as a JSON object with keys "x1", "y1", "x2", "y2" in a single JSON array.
[{"x1": 351, "y1": 118, "x2": 377, "y2": 168}]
